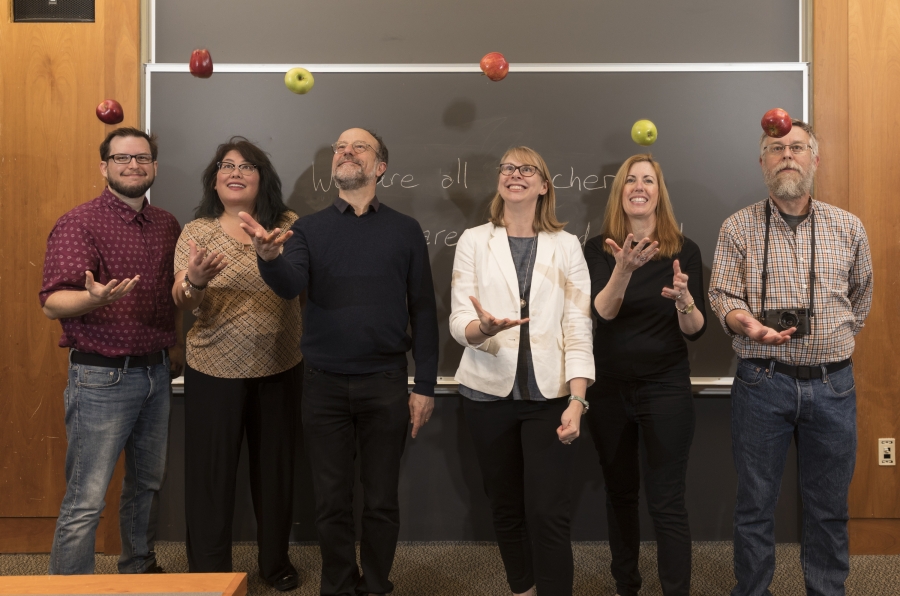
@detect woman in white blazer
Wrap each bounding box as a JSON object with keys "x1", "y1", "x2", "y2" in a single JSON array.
[{"x1": 449, "y1": 146, "x2": 594, "y2": 596}]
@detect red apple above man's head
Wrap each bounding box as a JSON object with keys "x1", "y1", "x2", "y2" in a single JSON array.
[
  {"x1": 761, "y1": 108, "x2": 792, "y2": 138},
  {"x1": 480, "y1": 52, "x2": 509, "y2": 82},
  {"x1": 95, "y1": 99, "x2": 124, "y2": 125},
  {"x1": 189, "y1": 48, "x2": 213, "y2": 78}
]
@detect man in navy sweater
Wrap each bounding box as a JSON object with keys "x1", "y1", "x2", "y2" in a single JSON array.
[{"x1": 240, "y1": 128, "x2": 439, "y2": 596}]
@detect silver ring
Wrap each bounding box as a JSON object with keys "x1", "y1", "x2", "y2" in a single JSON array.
[
  {"x1": 677, "y1": 292, "x2": 683, "y2": 300},
  {"x1": 639, "y1": 256, "x2": 647, "y2": 262}
]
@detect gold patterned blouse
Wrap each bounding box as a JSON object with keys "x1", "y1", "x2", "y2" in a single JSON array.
[{"x1": 174, "y1": 212, "x2": 302, "y2": 378}]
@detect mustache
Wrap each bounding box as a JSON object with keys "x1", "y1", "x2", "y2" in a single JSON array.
[
  {"x1": 337, "y1": 157, "x2": 362, "y2": 166},
  {"x1": 775, "y1": 163, "x2": 801, "y2": 173}
]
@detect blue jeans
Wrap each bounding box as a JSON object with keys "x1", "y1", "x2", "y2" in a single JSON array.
[
  {"x1": 731, "y1": 358, "x2": 857, "y2": 596},
  {"x1": 49, "y1": 351, "x2": 170, "y2": 575}
]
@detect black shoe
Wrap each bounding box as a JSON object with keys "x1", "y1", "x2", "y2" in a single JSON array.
[
  {"x1": 142, "y1": 563, "x2": 165, "y2": 574},
  {"x1": 263, "y1": 571, "x2": 299, "y2": 592}
]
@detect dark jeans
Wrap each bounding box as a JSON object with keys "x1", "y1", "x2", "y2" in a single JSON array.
[
  {"x1": 731, "y1": 359, "x2": 857, "y2": 596},
  {"x1": 585, "y1": 374, "x2": 695, "y2": 596},
  {"x1": 183, "y1": 363, "x2": 301, "y2": 583},
  {"x1": 302, "y1": 363, "x2": 410, "y2": 596},
  {"x1": 463, "y1": 397, "x2": 575, "y2": 596}
]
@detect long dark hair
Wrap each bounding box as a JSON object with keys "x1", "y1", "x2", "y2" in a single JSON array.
[{"x1": 195, "y1": 137, "x2": 290, "y2": 230}]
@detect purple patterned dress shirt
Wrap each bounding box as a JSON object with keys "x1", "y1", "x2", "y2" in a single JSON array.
[{"x1": 40, "y1": 188, "x2": 182, "y2": 357}]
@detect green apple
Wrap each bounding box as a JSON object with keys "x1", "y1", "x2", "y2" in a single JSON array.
[
  {"x1": 284, "y1": 67, "x2": 314, "y2": 94},
  {"x1": 631, "y1": 119, "x2": 658, "y2": 146}
]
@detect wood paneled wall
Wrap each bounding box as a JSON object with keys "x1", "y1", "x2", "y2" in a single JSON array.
[
  {"x1": 815, "y1": 0, "x2": 900, "y2": 555},
  {"x1": 0, "y1": 0, "x2": 141, "y2": 553}
]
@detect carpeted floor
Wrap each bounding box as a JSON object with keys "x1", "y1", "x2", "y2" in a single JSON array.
[{"x1": 2, "y1": 541, "x2": 898, "y2": 595}]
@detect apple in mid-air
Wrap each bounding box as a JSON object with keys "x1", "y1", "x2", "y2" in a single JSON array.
[
  {"x1": 761, "y1": 108, "x2": 792, "y2": 138},
  {"x1": 284, "y1": 67, "x2": 315, "y2": 94},
  {"x1": 189, "y1": 49, "x2": 213, "y2": 78},
  {"x1": 479, "y1": 52, "x2": 509, "y2": 81},
  {"x1": 96, "y1": 99, "x2": 124, "y2": 125},
  {"x1": 631, "y1": 119, "x2": 658, "y2": 146}
]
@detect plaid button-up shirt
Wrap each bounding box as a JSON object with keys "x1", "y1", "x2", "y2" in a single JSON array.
[{"x1": 709, "y1": 198, "x2": 873, "y2": 365}]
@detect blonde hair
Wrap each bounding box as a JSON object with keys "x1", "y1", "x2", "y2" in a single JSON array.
[
  {"x1": 601, "y1": 154, "x2": 683, "y2": 259},
  {"x1": 488, "y1": 146, "x2": 565, "y2": 233}
]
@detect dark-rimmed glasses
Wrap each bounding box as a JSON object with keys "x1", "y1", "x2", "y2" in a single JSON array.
[
  {"x1": 499, "y1": 163, "x2": 540, "y2": 177},
  {"x1": 217, "y1": 162, "x2": 258, "y2": 174},
  {"x1": 109, "y1": 154, "x2": 154, "y2": 164}
]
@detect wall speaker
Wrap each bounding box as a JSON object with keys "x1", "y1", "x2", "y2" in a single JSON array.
[{"x1": 14, "y1": 0, "x2": 95, "y2": 23}]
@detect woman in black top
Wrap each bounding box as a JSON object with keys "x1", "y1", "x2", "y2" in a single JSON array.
[{"x1": 584, "y1": 154, "x2": 706, "y2": 596}]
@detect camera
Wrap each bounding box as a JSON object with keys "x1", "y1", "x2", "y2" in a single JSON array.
[{"x1": 761, "y1": 308, "x2": 810, "y2": 335}]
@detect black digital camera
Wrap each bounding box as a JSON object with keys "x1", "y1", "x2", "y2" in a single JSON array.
[{"x1": 761, "y1": 308, "x2": 811, "y2": 335}]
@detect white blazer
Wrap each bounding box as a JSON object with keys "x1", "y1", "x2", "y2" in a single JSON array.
[{"x1": 450, "y1": 223, "x2": 595, "y2": 398}]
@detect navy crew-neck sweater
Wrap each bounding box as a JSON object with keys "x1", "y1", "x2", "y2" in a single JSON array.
[{"x1": 257, "y1": 198, "x2": 439, "y2": 396}]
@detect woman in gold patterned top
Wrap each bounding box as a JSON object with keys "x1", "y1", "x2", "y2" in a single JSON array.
[{"x1": 172, "y1": 137, "x2": 302, "y2": 592}]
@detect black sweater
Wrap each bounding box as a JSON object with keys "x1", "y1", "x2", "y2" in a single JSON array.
[
  {"x1": 257, "y1": 200, "x2": 439, "y2": 396},
  {"x1": 584, "y1": 235, "x2": 707, "y2": 381}
]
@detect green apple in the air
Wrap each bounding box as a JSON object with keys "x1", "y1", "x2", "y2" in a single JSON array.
[
  {"x1": 631, "y1": 119, "x2": 658, "y2": 146},
  {"x1": 284, "y1": 67, "x2": 314, "y2": 94}
]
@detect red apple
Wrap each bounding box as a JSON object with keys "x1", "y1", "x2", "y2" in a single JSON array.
[
  {"x1": 761, "y1": 108, "x2": 792, "y2": 138},
  {"x1": 189, "y1": 48, "x2": 213, "y2": 78},
  {"x1": 480, "y1": 52, "x2": 509, "y2": 82},
  {"x1": 96, "y1": 99, "x2": 124, "y2": 125}
]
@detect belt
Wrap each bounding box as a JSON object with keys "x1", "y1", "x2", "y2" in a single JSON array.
[
  {"x1": 746, "y1": 358, "x2": 851, "y2": 381},
  {"x1": 71, "y1": 349, "x2": 167, "y2": 369}
]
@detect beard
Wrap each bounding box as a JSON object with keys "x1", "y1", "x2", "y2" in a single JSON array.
[
  {"x1": 333, "y1": 158, "x2": 374, "y2": 191},
  {"x1": 108, "y1": 174, "x2": 154, "y2": 199},
  {"x1": 763, "y1": 161, "x2": 816, "y2": 201}
]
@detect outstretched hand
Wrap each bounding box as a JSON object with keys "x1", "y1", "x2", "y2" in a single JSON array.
[
  {"x1": 238, "y1": 211, "x2": 293, "y2": 262},
  {"x1": 733, "y1": 312, "x2": 795, "y2": 345},
  {"x1": 606, "y1": 233, "x2": 659, "y2": 273},
  {"x1": 470, "y1": 296, "x2": 528, "y2": 337},
  {"x1": 661, "y1": 259, "x2": 691, "y2": 306},
  {"x1": 187, "y1": 239, "x2": 227, "y2": 286},
  {"x1": 85, "y1": 270, "x2": 139, "y2": 307}
]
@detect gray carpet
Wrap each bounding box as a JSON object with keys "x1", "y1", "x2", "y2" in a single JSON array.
[{"x1": 2, "y1": 541, "x2": 898, "y2": 595}]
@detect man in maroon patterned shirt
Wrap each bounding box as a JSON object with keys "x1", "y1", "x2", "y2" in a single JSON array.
[{"x1": 40, "y1": 127, "x2": 183, "y2": 575}]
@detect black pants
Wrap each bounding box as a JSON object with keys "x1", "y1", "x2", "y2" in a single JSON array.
[
  {"x1": 302, "y1": 363, "x2": 410, "y2": 596},
  {"x1": 585, "y1": 374, "x2": 695, "y2": 596},
  {"x1": 183, "y1": 363, "x2": 301, "y2": 583},
  {"x1": 463, "y1": 398, "x2": 575, "y2": 596}
]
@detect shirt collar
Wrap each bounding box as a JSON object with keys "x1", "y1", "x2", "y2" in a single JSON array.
[
  {"x1": 766, "y1": 196, "x2": 816, "y2": 222},
  {"x1": 101, "y1": 187, "x2": 151, "y2": 224},
  {"x1": 333, "y1": 196, "x2": 380, "y2": 215}
]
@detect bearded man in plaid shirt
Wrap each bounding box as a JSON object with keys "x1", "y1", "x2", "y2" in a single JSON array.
[{"x1": 709, "y1": 119, "x2": 873, "y2": 596}]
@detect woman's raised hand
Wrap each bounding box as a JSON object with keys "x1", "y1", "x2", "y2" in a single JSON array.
[
  {"x1": 239, "y1": 211, "x2": 293, "y2": 262},
  {"x1": 661, "y1": 259, "x2": 691, "y2": 306},
  {"x1": 186, "y1": 239, "x2": 227, "y2": 287},
  {"x1": 605, "y1": 233, "x2": 659, "y2": 273}
]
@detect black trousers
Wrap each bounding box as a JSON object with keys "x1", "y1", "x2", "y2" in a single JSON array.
[
  {"x1": 463, "y1": 398, "x2": 575, "y2": 596},
  {"x1": 183, "y1": 363, "x2": 301, "y2": 583},
  {"x1": 585, "y1": 374, "x2": 695, "y2": 596},
  {"x1": 302, "y1": 363, "x2": 410, "y2": 596}
]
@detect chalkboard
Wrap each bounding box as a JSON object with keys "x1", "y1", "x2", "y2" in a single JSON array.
[{"x1": 147, "y1": 68, "x2": 805, "y2": 378}]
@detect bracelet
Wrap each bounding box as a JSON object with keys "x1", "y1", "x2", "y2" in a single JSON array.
[
  {"x1": 676, "y1": 300, "x2": 695, "y2": 315},
  {"x1": 568, "y1": 395, "x2": 589, "y2": 414},
  {"x1": 181, "y1": 275, "x2": 207, "y2": 299},
  {"x1": 478, "y1": 323, "x2": 498, "y2": 337},
  {"x1": 185, "y1": 275, "x2": 208, "y2": 291}
]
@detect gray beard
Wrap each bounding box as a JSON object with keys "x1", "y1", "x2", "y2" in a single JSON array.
[
  {"x1": 764, "y1": 164, "x2": 815, "y2": 201},
  {"x1": 109, "y1": 177, "x2": 154, "y2": 199},
  {"x1": 333, "y1": 161, "x2": 373, "y2": 191}
]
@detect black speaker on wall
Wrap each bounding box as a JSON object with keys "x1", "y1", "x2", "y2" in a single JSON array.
[{"x1": 14, "y1": 0, "x2": 95, "y2": 22}]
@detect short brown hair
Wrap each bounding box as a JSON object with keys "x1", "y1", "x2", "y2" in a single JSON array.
[
  {"x1": 488, "y1": 146, "x2": 565, "y2": 233},
  {"x1": 759, "y1": 118, "x2": 819, "y2": 158},
  {"x1": 99, "y1": 127, "x2": 158, "y2": 161},
  {"x1": 600, "y1": 154, "x2": 683, "y2": 259}
]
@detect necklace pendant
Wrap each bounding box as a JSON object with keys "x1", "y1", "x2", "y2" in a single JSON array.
[{"x1": 520, "y1": 298, "x2": 526, "y2": 307}]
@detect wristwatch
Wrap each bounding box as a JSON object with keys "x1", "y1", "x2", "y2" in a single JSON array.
[
  {"x1": 676, "y1": 300, "x2": 695, "y2": 315},
  {"x1": 181, "y1": 275, "x2": 207, "y2": 298}
]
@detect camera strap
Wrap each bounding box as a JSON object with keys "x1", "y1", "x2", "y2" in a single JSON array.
[{"x1": 760, "y1": 200, "x2": 816, "y2": 319}]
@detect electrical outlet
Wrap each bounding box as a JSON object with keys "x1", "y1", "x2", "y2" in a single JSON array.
[{"x1": 879, "y1": 438, "x2": 895, "y2": 466}]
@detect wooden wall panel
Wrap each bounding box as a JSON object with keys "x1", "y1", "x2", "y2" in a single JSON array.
[
  {"x1": 846, "y1": 0, "x2": 900, "y2": 522},
  {"x1": 0, "y1": 0, "x2": 141, "y2": 552}
]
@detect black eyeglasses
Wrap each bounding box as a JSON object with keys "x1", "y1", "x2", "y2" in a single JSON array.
[
  {"x1": 217, "y1": 162, "x2": 258, "y2": 174},
  {"x1": 499, "y1": 163, "x2": 540, "y2": 177},
  {"x1": 109, "y1": 154, "x2": 154, "y2": 165}
]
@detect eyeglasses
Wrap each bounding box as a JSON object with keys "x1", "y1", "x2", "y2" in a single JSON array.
[
  {"x1": 217, "y1": 162, "x2": 258, "y2": 174},
  {"x1": 109, "y1": 154, "x2": 154, "y2": 165},
  {"x1": 498, "y1": 163, "x2": 540, "y2": 177},
  {"x1": 763, "y1": 143, "x2": 811, "y2": 155},
  {"x1": 332, "y1": 141, "x2": 377, "y2": 155}
]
